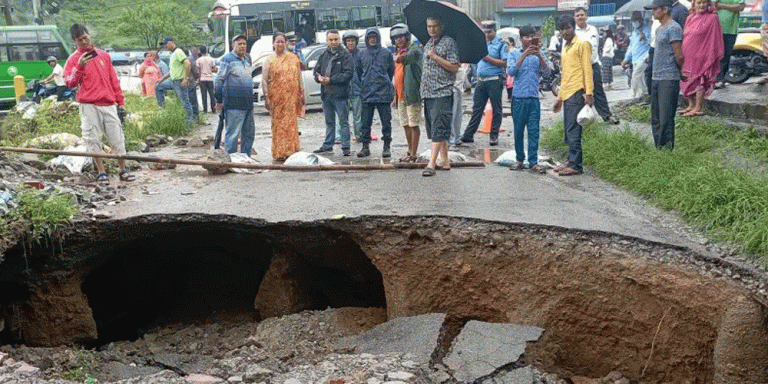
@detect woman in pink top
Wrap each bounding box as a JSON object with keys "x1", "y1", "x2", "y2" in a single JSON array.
[
  {"x1": 138, "y1": 51, "x2": 162, "y2": 97},
  {"x1": 196, "y1": 46, "x2": 217, "y2": 113}
]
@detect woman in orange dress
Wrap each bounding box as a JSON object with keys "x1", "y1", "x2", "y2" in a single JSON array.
[
  {"x1": 262, "y1": 32, "x2": 305, "y2": 161},
  {"x1": 138, "y1": 52, "x2": 161, "y2": 97}
]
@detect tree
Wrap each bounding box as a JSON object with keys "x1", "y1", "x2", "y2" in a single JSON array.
[
  {"x1": 116, "y1": 3, "x2": 200, "y2": 49},
  {"x1": 541, "y1": 16, "x2": 555, "y2": 48}
]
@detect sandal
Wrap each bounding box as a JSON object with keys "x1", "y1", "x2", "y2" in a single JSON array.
[
  {"x1": 422, "y1": 167, "x2": 436, "y2": 177},
  {"x1": 558, "y1": 166, "x2": 582, "y2": 176},
  {"x1": 399, "y1": 153, "x2": 413, "y2": 163},
  {"x1": 683, "y1": 110, "x2": 703, "y2": 117},
  {"x1": 119, "y1": 170, "x2": 136, "y2": 182},
  {"x1": 509, "y1": 162, "x2": 524, "y2": 171},
  {"x1": 97, "y1": 172, "x2": 109, "y2": 185},
  {"x1": 530, "y1": 164, "x2": 546, "y2": 174},
  {"x1": 436, "y1": 161, "x2": 451, "y2": 171}
]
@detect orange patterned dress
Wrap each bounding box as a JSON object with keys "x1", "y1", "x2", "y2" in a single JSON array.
[{"x1": 263, "y1": 51, "x2": 304, "y2": 160}]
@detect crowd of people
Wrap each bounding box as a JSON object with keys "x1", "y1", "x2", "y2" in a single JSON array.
[{"x1": 60, "y1": 0, "x2": 768, "y2": 182}]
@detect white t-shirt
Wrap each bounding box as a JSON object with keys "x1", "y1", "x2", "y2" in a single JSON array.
[
  {"x1": 52, "y1": 64, "x2": 65, "y2": 86},
  {"x1": 575, "y1": 24, "x2": 599, "y2": 64},
  {"x1": 602, "y1": 37, "x2": 615, "y2": 58},
  {"x1": 650, "y1": 19, "x2": 661, "y2": 48}
]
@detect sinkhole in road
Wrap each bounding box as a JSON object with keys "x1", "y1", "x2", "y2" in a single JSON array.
[{"x1": 0, "y1": 214, "x2": 767, "y2": 383}]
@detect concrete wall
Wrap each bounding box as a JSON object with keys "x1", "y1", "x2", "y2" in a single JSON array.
[
  {"x1": 457, "y1": 0, "x2": 504, "y2": 20},
  {"x1": 497, "y1": 8, "x2": 555, "y2": 27}
]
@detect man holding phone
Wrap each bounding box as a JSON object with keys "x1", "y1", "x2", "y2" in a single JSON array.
[{"x1": 63, "y1": 24, "x2": 134, "y2": 185}]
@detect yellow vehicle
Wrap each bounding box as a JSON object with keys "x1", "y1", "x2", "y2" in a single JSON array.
[{"x1": 725, "y1": 32, "x2": 768, "y2": 84}]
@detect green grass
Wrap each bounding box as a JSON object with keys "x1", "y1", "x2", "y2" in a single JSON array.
[
  {"x1": 628, "y1": 104, "x2": 651, "y2": 123},
  {"x1": 1, "y1": 93, "x2": 194, "y2": 151},
  {"x1": 58, "y1": 349, "x2": 99, "y2": 383},
  {"x1": 0, "y1": 186, "x2": 76, "y2": 244},
  {"x1": 541, "y1": 113, "x2": 768, "y2": 256}
]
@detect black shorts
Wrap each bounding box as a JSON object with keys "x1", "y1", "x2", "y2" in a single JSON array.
[{"x1": 423, "y1": 95, "x2": 453, "y2": 142}]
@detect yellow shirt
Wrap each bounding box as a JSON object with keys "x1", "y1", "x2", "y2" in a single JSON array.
[{"x1": 558, "y1": 36, "x2": 594, "y2": 101}]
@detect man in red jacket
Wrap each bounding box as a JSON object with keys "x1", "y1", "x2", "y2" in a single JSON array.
[{"x1": 64, "y1": 24, "x2": 135, "y2": 185}]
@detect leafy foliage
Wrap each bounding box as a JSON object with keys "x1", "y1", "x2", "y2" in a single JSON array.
[
  {"x1": 13, "y1": 186, "x2": 75, "y2": 243},
  {"x1": 541, "y1": 16, "x2": 555, "y2": 48}
]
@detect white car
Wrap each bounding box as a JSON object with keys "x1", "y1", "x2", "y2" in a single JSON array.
[{"x1": 252, "y1": 44, "x2": 326, "y2": 107}]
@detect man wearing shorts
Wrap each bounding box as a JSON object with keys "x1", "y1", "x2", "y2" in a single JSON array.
[
  {"x1": 64, "y1": 24, "x2": 134, "y2": 185},
  {"x1": 390, "y1": 24, "x2": 422, "y2": 163},
  {"x1": 420, "y1": 17, "x2": 459, "y2": 176}
]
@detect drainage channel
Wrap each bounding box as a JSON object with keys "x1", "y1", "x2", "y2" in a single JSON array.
[{"x1": 0, "y1": 214, "x2": 766, "y2": 383}]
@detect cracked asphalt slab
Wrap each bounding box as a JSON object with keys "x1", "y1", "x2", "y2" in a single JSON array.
[{"x1": 110, "y1": 70, "x2": 712, "y2": 253}]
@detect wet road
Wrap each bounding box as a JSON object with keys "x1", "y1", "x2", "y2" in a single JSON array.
[{"x1": 112, "y1": 69, "x2": 711, "y2": 251}]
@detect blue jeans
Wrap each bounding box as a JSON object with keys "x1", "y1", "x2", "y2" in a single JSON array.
[
  {"x1": 225, "y1": 108, "x2": 255, "y2": 155},
  {"x1": 512, "y1": 97, "x2": 541, "y2": 165},
  {"x1": 461, "y1": 78, "x2": 503, "y2": 141},
  {"x1": 323, "y1": 98, "x2": 350, "y2": 149},
  {"x1": 361, "y1": 102, "x2": 392, "y2": 144},
  {"x1": 563, "y1": 91, "x2": 585, "y2": 171},
  {"x1": 156, "y1": 79, "x2": 194, "y2": 122}
]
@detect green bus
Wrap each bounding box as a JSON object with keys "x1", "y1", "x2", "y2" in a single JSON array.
[{"x1": 0, "y1": 25, "x2": 71, "y2": 108}]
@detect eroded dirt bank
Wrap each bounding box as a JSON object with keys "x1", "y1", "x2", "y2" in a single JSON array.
[{"x1": 0, "y1": 214, "x2": 766, "y2": 383}]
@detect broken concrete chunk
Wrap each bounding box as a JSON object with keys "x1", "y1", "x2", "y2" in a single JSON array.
[
  {"x1": 186, "y1": 374, "x2": 224, "y2": 384},
  {"x1": 342, "y1": 313, "x2": 446, "y2": 365},
  {"x1": 480, "y1": 366, "x2": 533, "y2": 384},
  {"x1": 14, "y1": 362, "x2": 40, "y2": 377},
  {"x1": 444, "y1": 321, "x2": 543, "y2": 383},
  {"x1": 243, "y1": 365, "x2": 274, "y2": 382},
  {"x1": 386, "y1": 371, "x2": 414, "y2": 381}
]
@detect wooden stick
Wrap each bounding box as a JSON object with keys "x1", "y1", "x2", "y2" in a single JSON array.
[{"x1": 0, "y1": 146, "x2": 485, "y2": 171}]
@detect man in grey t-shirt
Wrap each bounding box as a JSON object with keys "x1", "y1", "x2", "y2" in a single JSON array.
[{"x1": 646, "y1": 0, "x2": 684, "y2": 149}]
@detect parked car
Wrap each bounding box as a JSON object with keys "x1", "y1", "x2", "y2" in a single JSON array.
[{"x1": 252, "y1": 44, "x2": 326, "y2": 107}]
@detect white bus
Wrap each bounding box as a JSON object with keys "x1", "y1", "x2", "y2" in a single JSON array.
[{"x1": 207, "y1": 0, "x2": 408, "y2": 60}]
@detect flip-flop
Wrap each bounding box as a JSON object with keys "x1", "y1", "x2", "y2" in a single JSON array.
[
  {"x1": 683, "y1": 111, "x2": 703, "y2": 117},
  {"x1": 96, "y1": 172, "x2": 110, "y2": 185},
  {"x1": 678, "y1": 109, "x2": 692, "y2": 115},
  {"x1": 436, "y1": 162, "x2": 451, "y2": 171},
  {"x1": 422, "y1": 167, "x2": 436, "y2": 177},
  {"x1": 119, "y1": 170, "x2": 136, "y2": 182}
]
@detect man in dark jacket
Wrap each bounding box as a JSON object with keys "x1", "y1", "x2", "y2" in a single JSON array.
[
  {"x1": 313, "y1": 30, "x2": 354, "y2": 155},
  {"x1": 343, "y1": 30, "x2": 364, "y2": 142},
  {"x1": 356, "y1": 28, "x2": 395, "y2": 158}
]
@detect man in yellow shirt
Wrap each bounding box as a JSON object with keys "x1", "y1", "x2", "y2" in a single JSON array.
[{"x1": 553, "y1": 15, "x2": 594, "y2": 176}]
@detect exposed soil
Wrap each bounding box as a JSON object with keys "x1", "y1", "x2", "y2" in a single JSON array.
[{"x1": 0, "y1": 215, "x2": 767, "y2": 383}]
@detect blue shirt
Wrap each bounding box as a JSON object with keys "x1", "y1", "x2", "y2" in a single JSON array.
[
  {"x1": 157, "y1": 60, "x2": 169, "y2": 76},
  {"x1": 507, "y1": 48, "x2": 550, "y2": 98},
  {"x1": 763, "y1": 2, "x2": 768, "y2": 22},
  {"x1": 476, "y1": 36, "x2": 507, "y2": 77},
  {"x1": 214, "y1": 51, "x2": 254, "y2": 110},
  {"x1": 623, "y1": 25, "x2": 651, "y2": 66}
]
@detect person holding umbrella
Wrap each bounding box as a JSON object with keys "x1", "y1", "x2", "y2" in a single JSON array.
[{"x1": 420, "y1": 16, "x2": 460, "y2": 176}]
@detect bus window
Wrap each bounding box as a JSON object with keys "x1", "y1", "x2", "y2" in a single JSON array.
[
  {"x1": 390, "y1": 5, "x2": 405, "y2": 24},
  {"x1": 317, "y1": 9, "x2": 334, "y2": 31},
  {"x1": 9, "y1": 45, "x2": 39, "y2": 61},
  {"x1": 0, "y1": 32, "x2": 6, "y2": 44},
  {"x1": 0, "y1": 46, "x2": 8, "y2": 62},
  {"x1": 7, "y1": 31, "x2": 37, "y2": 44},
  {"x1": 259, "y1": 13, "x2": 285, "y2": 35},
  {"x1": 37, "y1": 30, "x2": 58, "y2": 43},
  {"x1": 40, "y1": 44, "x2": 67, "y2": 60},
  {"x1": 352, "y1": 7, "x2": 377, "y2": 29},
  {"x1": 335, "y1": 9, "x2": 350, "y2": 29}
]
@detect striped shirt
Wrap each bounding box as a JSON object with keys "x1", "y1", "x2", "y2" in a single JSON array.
[{"x1": 420, "y1": 35, "x2": 459, "y2": 99}]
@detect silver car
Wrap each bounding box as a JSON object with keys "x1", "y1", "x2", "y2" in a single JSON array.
[{"x1": 252, "y1": 44, "x2": 326, "y2": 107}]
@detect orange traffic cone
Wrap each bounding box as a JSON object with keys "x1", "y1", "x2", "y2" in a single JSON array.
[{"x1": 477, "y1": 101, "x2": 505, "y2": 134}]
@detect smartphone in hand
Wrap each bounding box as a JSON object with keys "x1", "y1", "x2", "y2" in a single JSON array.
[
  {"x1": 531, "y1": 37, "x2": 540, "y2": 47},
  {"x1": 84, "y1": 50, "x2": 97, "y2": 59}
]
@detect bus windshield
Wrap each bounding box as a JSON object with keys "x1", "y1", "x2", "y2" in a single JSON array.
[{"x1": 207, "y1": 0, "x2": 407, "y2": 59}]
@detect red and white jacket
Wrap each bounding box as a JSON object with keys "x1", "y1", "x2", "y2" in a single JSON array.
[{"x1": 64, "y1": 47, "x2": 125, "y2": 106}]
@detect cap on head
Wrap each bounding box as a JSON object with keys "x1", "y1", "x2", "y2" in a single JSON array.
[
  {"x1": 232, "y1": 33, "x2": 247, "y2": 43},
  {"x1": 342, "y1": 30, "x2": 359, "y2": 41},
  {"x1": 645, "y1": 0, "x2": 672, "y2": 10},
  {"x1": 161, "y1": 37, "x2": 175, "y2": 48},
  {"x1": 481, "y1": 20, "x2": 497, "y2": 31},
  {"x1": 390, "y1": 23, "x2": 410, "y2": 39},
  {"x1": 46, "y1": 56, "x2": 57, "y2": 63},
  {"x1": 286, "y1": 31, "x2": 297, "y2": 41}
]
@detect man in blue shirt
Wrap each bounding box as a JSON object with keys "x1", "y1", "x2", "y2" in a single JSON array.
[
  {"x1": 507, "y1": 25, "x2": 550, "y2": 173},
  {"x1": 621, "y1": 11, "x2": 652, "y2": 99},
  {"x1": 459, "y1": 21, "x2": 507, "y2": 146}
]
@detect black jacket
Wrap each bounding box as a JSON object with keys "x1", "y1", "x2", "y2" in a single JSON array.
[{"x1": 313, "y1": 47, "x2": 353, "y2": 101}]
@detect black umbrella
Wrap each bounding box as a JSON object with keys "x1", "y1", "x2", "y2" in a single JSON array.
[
  {"x1": 615, "y1": 0, "x2": 652, "y2": 15},
  {"x1": 404, "y1": 0, "x2": 487, "y2": 63}
]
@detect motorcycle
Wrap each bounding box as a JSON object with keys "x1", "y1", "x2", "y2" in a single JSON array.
[
  {"x1": 26, "y1": 79, "x2": 75, "y2": 103},
  {"x1": 725, "y1": 32, "x2": 768, "y2": 84},
  {"x1": 540, "y1": 51, "x2": 561, "y2": 97}
]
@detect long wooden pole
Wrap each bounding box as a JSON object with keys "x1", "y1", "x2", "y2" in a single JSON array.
[{"x1": 0, "y1": 147, "x2": 485, "y2": 171}]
